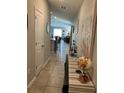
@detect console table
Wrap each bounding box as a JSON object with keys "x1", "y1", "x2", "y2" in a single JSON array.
[{"x1": 63, "y1": 55, "x2": 96, "y2": 93}]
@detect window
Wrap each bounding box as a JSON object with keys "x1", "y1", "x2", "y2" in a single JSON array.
[{"x1": 53, "y1": 28, "x2": 62, "y2": 37}]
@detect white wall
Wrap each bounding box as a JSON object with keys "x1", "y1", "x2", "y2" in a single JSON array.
[
  {"x1": 92, "y1": 31, "x2": 97, "y2": 86},
  {"x1": 27, "y1": 0, "x2": 35, "y2": 85},
  {"x1": 73, "y1": 0, "x2": 96, "y2": 57},
  {"x1": 62, "y1": 26, "x2": 71, "y2": 37},
  {"x1": 72, "y1": 0, "x2": 97, "y2": 87},
  {"x1": 27, "y1": 0, "x2": 50, "y2": 85}
]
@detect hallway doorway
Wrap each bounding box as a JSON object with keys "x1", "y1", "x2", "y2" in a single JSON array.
[{"x1": 35, "y1": 10, "x2": 45, "y2": 75}]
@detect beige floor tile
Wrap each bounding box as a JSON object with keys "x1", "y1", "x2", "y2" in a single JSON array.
[
  {"x1": 28, "y1": 85, "x2": 45, "y2": 93},
  {"x1": 33, "y1": 72, "x2": 50, "y2": 87},
  {"x1": 44, "y1": 87, "x2": 62, "y2": 93},
  {"x1": 32, "y1": 79, "x2": 48, "y2": 87},
  {"x1": 51, "y1": 74, "x2": 64, "y2": 79},
  {"x1": 44, "y1": 65, "x2": 55, "y2": 73},
  {"x1": 47, "y1": 75, "x2": 64, "y2": 88},
  {"x1": 28, "y1": 40, "x2": 69, "y2": 93}
]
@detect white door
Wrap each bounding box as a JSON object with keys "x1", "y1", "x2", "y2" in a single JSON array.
[{"x1": 35, "y1": 10, "x2": 44, "y2": 75}]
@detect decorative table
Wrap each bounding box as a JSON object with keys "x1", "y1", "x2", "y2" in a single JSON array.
[
  {"x1": 62, "y1": 55, "x2": 96, "y2": 93},
  {"x1": 68, "y1": 56, "x2": 96, "y2": 93}
]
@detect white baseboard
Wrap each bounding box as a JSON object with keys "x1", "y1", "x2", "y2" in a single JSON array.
[
  {"x1": 42, "y1": 56, "x2": 50, "y2": 69},
  {"x1": 27, "y1": 76, "x2": 36, "y2": 88},
  {"x1": 27, "y1": 56, "x2": 51, "y2": 87},
  {"x1": 35, "y1": 56, "x2": 51, "y2": 76},
  {"x1": 35, "y1": 63, "x2": 43, "y2": 76}
]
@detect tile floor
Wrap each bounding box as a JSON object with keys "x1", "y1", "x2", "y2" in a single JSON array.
[{"x1": 28, "y1": 40, "x2": 69, "y2": 93}]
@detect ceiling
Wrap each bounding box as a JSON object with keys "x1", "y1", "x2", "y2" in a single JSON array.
[{"x1": 48, "y1": 0, "x2": 84, "y2": 22}]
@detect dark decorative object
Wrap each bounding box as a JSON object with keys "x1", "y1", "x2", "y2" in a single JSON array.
[
  {"x1": 27, "y1": 14, "x2": 28, "y2": 29},
  {"x1": 64, "y1": 36, "x2": 70, "y2": 43},
  {"x1": 62, "y1": 54, "x2": 69, "y2": 93}
]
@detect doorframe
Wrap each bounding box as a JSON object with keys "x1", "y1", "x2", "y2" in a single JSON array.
[{"x1": 34, "y1": 8, "x2": 45, "y2": 76}]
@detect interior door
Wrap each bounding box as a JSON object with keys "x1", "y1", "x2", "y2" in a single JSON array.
[{"x1": 35, "y1": 10, "x2": 44, "y2": 75}]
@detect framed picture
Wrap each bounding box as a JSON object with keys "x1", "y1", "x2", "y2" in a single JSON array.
[
  {"x1": 46, "y1": 22, "x2": 50, "y2": 34},
  {"x1": 76, "y1": 18, "x2": 79, "y2": 34},
  {"x1": 71, "y1": 25, "x2": 74, "y2": 33},
  {"x1": 27, "y1": 14, "x2": 28, "y2": 30}
]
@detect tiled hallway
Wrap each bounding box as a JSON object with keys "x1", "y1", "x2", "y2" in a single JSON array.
[
  {"x1": 27, "y1": 0, "x2": 97, "y2": 92},
  {"x1": 28, "y1": 40, "x2": 69, "y2": 93}
]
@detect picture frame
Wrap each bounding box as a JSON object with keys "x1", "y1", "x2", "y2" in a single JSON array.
[
  {"x1": 72, "y1": 26, "x2": 74, "y2": 33},
  {"x1": 76, "y1": 18, "x2": 79, "y2": 34},
  {"x1": 27, "y1": 14, "x2": 28, "y2": 29},
  {"x1": 46, "y1": 22, "x2": 50, "y2": 34}
]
